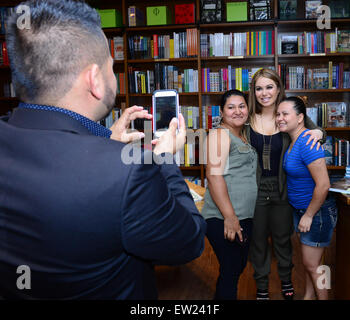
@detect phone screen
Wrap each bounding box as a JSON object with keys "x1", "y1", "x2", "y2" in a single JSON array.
[{"x1": 155, "y1": 96, "x2": 177, "y2": 131}]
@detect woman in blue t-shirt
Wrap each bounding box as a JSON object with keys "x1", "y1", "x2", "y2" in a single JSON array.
[{"x1": 276, "y1": 96, "x2": 337, "y2": 300}]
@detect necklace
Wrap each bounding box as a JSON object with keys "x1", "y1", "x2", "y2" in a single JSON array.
[{"x1": 260, "y1": 115, "x2": 273, "y2": 171}]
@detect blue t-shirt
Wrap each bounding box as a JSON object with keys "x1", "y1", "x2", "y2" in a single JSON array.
[{"x1": 283, "y1": 129, "x2": 325, "y2": 209}]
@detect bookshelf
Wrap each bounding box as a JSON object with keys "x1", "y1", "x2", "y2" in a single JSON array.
[{"x1": 1, "y1": 0, "x2": 350, "y2": 186}]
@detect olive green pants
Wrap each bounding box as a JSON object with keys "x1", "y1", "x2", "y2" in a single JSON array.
[{"x1": 249, "y1": 176, "x2": 294, "y2": 291}]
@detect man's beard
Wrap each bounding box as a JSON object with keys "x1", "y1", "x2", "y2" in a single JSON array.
[{"x1": 100, "y1": 83, "x2": 116, "y2": 120}]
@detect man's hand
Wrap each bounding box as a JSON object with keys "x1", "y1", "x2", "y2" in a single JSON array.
[
  {"x1": 110, "y1": 106, "x2": 152, "y2": 143},
  {"x1": 153, "y1": 113, "x2": 186, "y2": 155}
]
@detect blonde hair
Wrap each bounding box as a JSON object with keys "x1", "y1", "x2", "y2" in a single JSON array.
[{"x1": 248, "y1": 68, "x2": 286, "y2": 119}]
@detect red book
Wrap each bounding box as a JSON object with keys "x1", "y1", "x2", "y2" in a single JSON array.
[
  {"x1": 208, "y1": 106, "x2": 212, "y2": 129},
  {"x1": 153, "y1": 34, "x2": 158, "y2": 59},
  {"x1": 175, "y1": 4, "x2": 195, "y2": 24},
  {"x1": 2, "y1": 42, "x2": 9, "y2": 66},
  {"x1": 271, "y1": 30, "x2": 275, "y2": 55}
]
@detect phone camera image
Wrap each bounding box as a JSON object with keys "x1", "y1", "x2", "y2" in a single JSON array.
[{"x1": 156, "y1": 96, "x2": 177, "y2": 131}]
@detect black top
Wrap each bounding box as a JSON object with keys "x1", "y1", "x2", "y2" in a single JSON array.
[{"x1": 250, "y1": 126, "x2": 283, "y2": 177}]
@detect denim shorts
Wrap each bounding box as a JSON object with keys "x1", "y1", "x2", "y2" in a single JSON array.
[{"x1": 293, "y1": 199, "x2": 338, "y2": 247}]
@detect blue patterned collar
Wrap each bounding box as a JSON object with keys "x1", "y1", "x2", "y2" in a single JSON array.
[{"x1": 18, "y1": 102, "x2": 112, "y2": 138}]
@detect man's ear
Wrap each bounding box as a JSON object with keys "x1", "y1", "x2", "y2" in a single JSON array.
[{"x1": 86, "y1": 64, "x2": 103, "y2": 100}]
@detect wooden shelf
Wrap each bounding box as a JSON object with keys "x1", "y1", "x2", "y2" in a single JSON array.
[
  {"x1": 201, "y1": 91, "x2": 249, "y2": 95},
  {"x1": 129, "y1": 92, "x2": 198, "y2": 97},
  {"x1": 277, "y1": 18, "x2": 350, "y2": 25},
  {"x1": 180, "y1": 166, "x2": 201, "y2": 170},
  {"x1": 201, "y1": 55, "x2": 274, "y2": 61},
  {"x1": 200, "y1": 21, "x2": 275, "y2": 28},
  {"x1": 327, "y1": 166, "x2": 346, "y2": 170},
  {"x1": 0, "y1": 97, "x2": 18, "y2": 101},
  {"x1": 286, "y1": 89, "x2": 350, "y2": 93},
  {"x1": 278, "y1": 53, "x2": 350, "y2": 59},
  {"x1": 325, "y1": 127, "x2": 350, "y2": 131},
  {"x1": 102, "y1": 27, "x2": 123, "y2": 34},
  {"x1": 127, "y1": 58, "x2": 197, "y2": 63},
  {"x1": 126, "y1": 24, "x2": 197, "y2": 32}
]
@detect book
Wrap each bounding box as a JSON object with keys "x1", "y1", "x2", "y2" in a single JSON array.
[
  {"x1": 329, "y1": 0, "x2": 350, "y2": 18},
  {"x1": 337, "y1": 30, "x2": 350, "y2": 53},
  {"x1": 200, "y1": 0, "x2": 222, "y2": 23},
  {"x1": 329, "y1": 178, "x2": 350, "y2": 194},
  {"x1": 281, "y1": 35, "x2": 298, "y2": 54},
  {"x1": 324, "y1": 136, "x2": 334, "y2": 165},
  {"x1": 279, "y1": 0, "x2": 297, "y2": 19},
  {"x1": 249, "y1": 0, "x2": 272, "y2": 20},
  {"x1": 128, "y1": 6, "x2": 145, "y2": 27},
  {"x1": 327, "y1": 102, "x2": 348, "y2": 127},
  {"x1": 305, "y1": 0, "x2": 322, "y2": 19},
  {"x1": 175, "y1": 4, "x2": 195, "y2": 24},
  {"x1": 113, "y1": 36, "x2": 124, "y2": 60},
  {"x1": 227, "y1": 1, "x2": 248, "y2": 22}
]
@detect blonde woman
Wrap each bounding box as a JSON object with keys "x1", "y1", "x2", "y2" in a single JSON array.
[{"x1": 246, "y1": 69, "x2": 325, "y2": 300}]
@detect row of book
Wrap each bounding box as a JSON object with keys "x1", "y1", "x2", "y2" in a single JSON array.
[
  {"x1": 279, "y1": 63, "x2": 350, "y2": 90},
  {"x1": 99, "y1": 106, "x2": 123, "y2": 129},
  {"x1": 107, "y1": 37, "x2": 124, "y2": 61},
  {"x1": 181, "y1": 106, "x2": 201, "y2": 129},
  {"x1": 128, "y1": 65, "x2": 198, "y2": 94},
  {"x1": 324, "y1": 136, "x2": 350, "y2": 166},
  {"x1": 278, "y1": 29, "x2": 350, "y2": 55},
  {"x1": 202, "y1": 66, "x2": 270, "y2": 92},
  {"x1": 200, "y1": 31, "x2": 275, "y2": 58},
  {"x1": 306, "y1": 102, "x2": 349, "y2": 128},
  {"x1": 202, "y1": 105, "x2": 221, "y2": 130},
  {"x1": 128, "y1": 29, "x2": 198, "y2": 60}
]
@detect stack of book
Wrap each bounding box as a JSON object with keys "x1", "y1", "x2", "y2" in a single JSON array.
[
  {"x1": 200, "y1": 31, "x2": 274, "y2": 57},
  {"x1": 128, "y1": 65, "x2": 198, "y2": 93},
  {"x1": 128, "y1": 29, "x2": 198, "y2": 60},
  {"x1": 324, "y1": 136, "x2": 350, "y2": 167},
  {"x1": 202, "y1": 66, "x2": 273, "y2": 92},
  {"x1": 279, "y1": 63, "x2": 350, "y2": 90}
]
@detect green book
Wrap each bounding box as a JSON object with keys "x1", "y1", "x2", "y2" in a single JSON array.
[{"x1": 226, "y1": 2, "x2": 248, "y2": 22}]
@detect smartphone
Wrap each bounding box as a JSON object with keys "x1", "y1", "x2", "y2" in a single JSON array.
[{"x1": 152, "y1": 89, "x2": 179, "y2": 139}]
